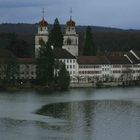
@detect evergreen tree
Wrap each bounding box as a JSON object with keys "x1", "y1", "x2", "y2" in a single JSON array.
[
  {"x1": 57, "y1": 63, "x2": 70, "y2": 90},
  {"x1": 1, "y1": 50, "x2": 19, "y2": 85},
  {"x1": 83, "y1": 26, "x2": 97, "y2": 56},
  {"x1": 36, "y1": 42, "x2": 54, "y2": 86},
  {"x1": 49, "y1": 18, "x2": 63, "y2": 48}
]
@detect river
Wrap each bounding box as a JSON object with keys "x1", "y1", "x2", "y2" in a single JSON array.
[{"x1": 0, "y1": 87, "x2": 140, "y2": 140}]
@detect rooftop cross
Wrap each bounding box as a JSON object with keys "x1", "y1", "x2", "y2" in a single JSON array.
[
  {"x1": 42, "y1": 8, "x2": 45, "y2": 19},
  {"x1": 70, "y1": 8, "x2": 72, "y2": 20}
]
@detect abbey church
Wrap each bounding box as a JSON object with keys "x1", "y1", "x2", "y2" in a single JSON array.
[{"x1": 35, "y1": 15, "x2": 78, "y2": 58}]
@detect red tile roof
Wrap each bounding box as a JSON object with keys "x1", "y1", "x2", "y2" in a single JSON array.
[
  {"x1": 17, "y1": 58, "x2": 35, "y2": 64},
  {"x1": 77, "y1": 56, "x2": 109, "y2": 65}
]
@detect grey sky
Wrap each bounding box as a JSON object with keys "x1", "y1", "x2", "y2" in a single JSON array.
[{"x1": 0, "y1": 0, "x2": 140, "y2": 29}]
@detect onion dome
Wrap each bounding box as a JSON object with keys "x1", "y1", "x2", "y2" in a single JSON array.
[
  {"x1": 39, "y1": 18, "x2": 48, "y2": 27},
  {"x1": 66, "y1": 19, "x2": 75, "y2": 27}
]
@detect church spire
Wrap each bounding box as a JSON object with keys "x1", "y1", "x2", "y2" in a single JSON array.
[
  {"x1": 66, "y1": 8, "x2": 75, "y2": 27},
  {"x1": 39, "y1": 8, "x2": 48, "y2": 27},
  {"x1": 42, "y1": 8, "x2": 45, "y2": 20},
  {"x1": 70, "y1": 8, "x2": 72, "y2": 20}
]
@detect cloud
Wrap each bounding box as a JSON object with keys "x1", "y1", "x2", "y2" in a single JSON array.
[
  {"x1": 0, "y1": 0, "x2": 64, "y2": 8},
  {"x1": 0, "y1": 0, "x2": 140, "y2": 29}
]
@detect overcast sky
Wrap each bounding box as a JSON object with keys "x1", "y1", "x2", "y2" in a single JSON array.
[{"x1": 0, "y1": 0, "x2": 140, "y2": 29}]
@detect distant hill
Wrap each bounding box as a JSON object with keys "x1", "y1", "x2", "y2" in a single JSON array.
[
  {"x1": 0, "y1": 23, "x2": 127, "y2": 35},
  {"x1": 0, "y1": 23, "x2": 140, "y2": 55}
]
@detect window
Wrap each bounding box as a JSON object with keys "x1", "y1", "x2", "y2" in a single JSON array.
[
  {"x1": 31, "y1": 72, "x2": 34, "y2": 75},
  {"x1": 67, "y1": 38, "x2": 71, "y2": 45}
]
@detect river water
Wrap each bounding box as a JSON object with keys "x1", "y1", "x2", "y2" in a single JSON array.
[{"x1": 0, "y1": 87, "x2": 140, "y2": 140}]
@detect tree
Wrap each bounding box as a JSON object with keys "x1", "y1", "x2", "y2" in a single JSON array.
[
  {"x1": 36, "y1": 42, "x2": 54, "y2": 86},
  {"x1": 49, "y1": 18, "x2": 63, "y2": 48},
  {"x1": 57, "y1": 63, "x2": 70, "y2": 90},
  {"x1": 5, "y1": 56, "x2": 19, "y2": 84},
  {"x1": 0, "y1": 49, "x2": 19, "y2": 85},
  {"x1": 8, "y1": 39, "x2": 31, "y2": 58},
  {"x1": 83, "y1": 26, "x2": 97, "y2": 56}
]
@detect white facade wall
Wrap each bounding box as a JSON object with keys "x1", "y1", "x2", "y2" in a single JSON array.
[
  {"x1": 35, "y1": 24, "x2": 49, "y2": 58},
  {"x1": 57, "y1": 58, "x2": 78, "y2": 83},
  {"x1": 110, "y1": 64, "x2": 122, "y2": 80},
  {"x1": 78, "y1": 65, "x2": 102, "y2": 83},
  {"x1": 63, "y1": 27, "x2": 79, "y2": 57},
  {"x1": 76, "y1": 63, "x2": 140, "y2": 83},
  {"x1": 132, "y1": 64, "x2": 140, "y2": 80},
  {"x1": 19, "y1": 64, "x2": 36, "y2": 80}
]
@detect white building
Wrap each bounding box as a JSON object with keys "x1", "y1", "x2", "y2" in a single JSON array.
[
  {"x1": 75, "y1": 51, "x2": 140, "y2": 84},
  {"x1": 52, "y1": 48, "x2": 78, "y2": 83},
  {"x1": 18, "y1": 58, "x2": 36, "y2": 80},
  {"x1": 62, "y1": 17, "x2": 79, "y2": 57},
  {"x1": 35, "y1": 17, "x2": 49, "y2": 58}
]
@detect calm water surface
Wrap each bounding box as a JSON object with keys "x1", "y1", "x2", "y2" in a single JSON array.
[{"x1": 0, "y1": 87, "x2": 140, "y2": 140}]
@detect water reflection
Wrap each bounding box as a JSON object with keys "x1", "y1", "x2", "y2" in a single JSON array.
[
  {"x1": 36, "y1": 100, "x2": 140, "y2": 140},
  {"x1": 0, "y1": 88, "x2": 140, "y2": 140}
]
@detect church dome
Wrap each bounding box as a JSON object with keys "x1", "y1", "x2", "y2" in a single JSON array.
[
  {"x1": 66, "y1": 19, "x2": 75, "y2": 27},
  {"x1": 39, "y1": 18, "x2": 48, "y2": 27}
]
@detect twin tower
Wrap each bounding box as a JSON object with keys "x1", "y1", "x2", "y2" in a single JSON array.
[{"x1": 35, "y1": 16, "x2": 79, "y2": 58}]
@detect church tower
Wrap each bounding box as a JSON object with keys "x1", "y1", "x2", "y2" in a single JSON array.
[
  {"x1": 35, "y1": 9, "x2": 49, "y2": 58},
  {"x1": 62, "y1": 9, "x2": 79, "y2": 57}
]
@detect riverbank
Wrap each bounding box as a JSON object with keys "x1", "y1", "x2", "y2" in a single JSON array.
[
  {"x1": 70, "y1": 81, "x2": 140, "y2": 88},
  {"x1": 0, "y1": 80, "x2": 140, "y2": 92}
]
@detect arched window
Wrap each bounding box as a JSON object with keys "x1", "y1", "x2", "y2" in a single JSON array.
[{"x1": 67, "y1": 38, "x2": 71, "y2": 45}]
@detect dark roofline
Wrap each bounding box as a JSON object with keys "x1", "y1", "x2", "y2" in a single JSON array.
[{"x1": 53, "y1": 48, "x2": 76, "y2": 59}]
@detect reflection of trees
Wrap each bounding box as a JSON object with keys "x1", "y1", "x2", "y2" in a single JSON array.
[
  {"x1": 120, "y1": 68, "x2": 133, "y2": 85},
  {"x1": 36, "y1": 101, "x2": 96, "y2": 139},
  {"x1": 82, "y1": 101, "x2": 95, "y2": 140},
  {"x1": 36, "y1": 103, "x2": 68, "y2": 119}
]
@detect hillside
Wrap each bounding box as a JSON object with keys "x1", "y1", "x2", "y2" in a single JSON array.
[
  {"x1": 0, "y1": 23, "x2": 140, "y2": 56},
  {"x1": 0, "y1": 23, "x2": 127, "y2": 35}
]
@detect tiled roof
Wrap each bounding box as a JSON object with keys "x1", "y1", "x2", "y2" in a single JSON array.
[
  {"x1": 106, "y1": 51, "x2": 126, "y2": 56},
  {"x1": 106, "y1": 56, "x2": 131, "y2": 64},
  {"x1": 39, "y1": 18, "x2": 48, "y2": 27},
  {"x1": 77, "y1": 56, "x2": 109, "y2": 65},
  {"x1": 127, "y1": 52, "x2": 140, "y2": 64},
  {"x1": 53, "y1": 48, "x2": 76, "y2": 59},
  {"x1": 17, "y1": 58, "x2": 35, "y2": 64},
  {"x1": 0, "y1": 48, "x2": 16, "y2": 64},
  {"x1": 66, "y1": 19, "x2": 75, "y2": 27},
  {"x1": 131, "y1": 50, "x2": 140, "y2": 60}
]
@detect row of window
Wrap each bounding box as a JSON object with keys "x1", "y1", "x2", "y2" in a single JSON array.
[
  {"x1": 79, "y1": 65, "x2": 140, "y2": 69},
  {"x1": 69, "y1": 71, "x2": 75, "y2": 75},
  {"x1": 102, "y1": 68, "x2": 110, "y2": 71},
  {"x1": 79, "y1": 71, "x2": 101, "y2": 74},
  {"x1": 66, "y1": 65, "x2": 75, "y2": 69},
  {"x1": 20, "y1": 71, "x2": 35, "y2": 75},
  {"x1": 60, "y1": 59, "x2": 76, "y2": 63},
  {"x1": 113, "y1": 70, "x2": 140, "y2": 74},
  {"x1": 79, "y1": 65, "x2": 101, "y2": 69},
  {"x1": 20, "y1": 65, "x2": 36, "y2": 69}
]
